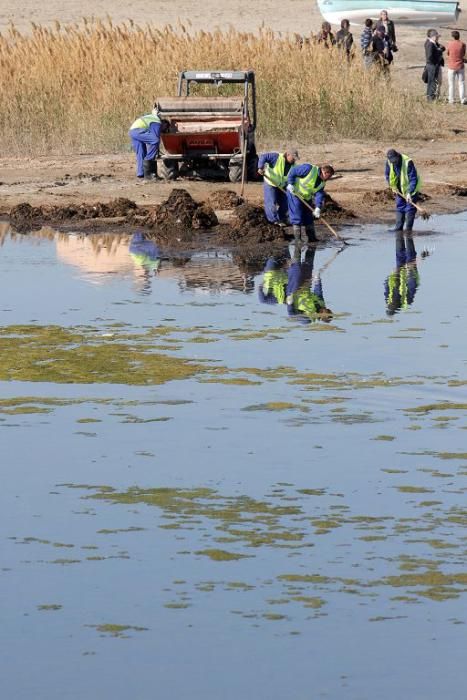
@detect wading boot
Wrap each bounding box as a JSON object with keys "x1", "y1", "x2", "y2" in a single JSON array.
[
  {"x1": 304, "y1": 224, "x2": 317, "y2": 243},
  {"x1": 389, "y1": 211, "x2": 405, "y2": 232},
  {"x1": 293, "y1": 225, "x2": 301, "y2": 243},
  {"x1": 143, "y1": 159, "x2": 157, "y2": 180},
  {"x1": 405, "y1": 210, "x2": 416, "y2": 232}
]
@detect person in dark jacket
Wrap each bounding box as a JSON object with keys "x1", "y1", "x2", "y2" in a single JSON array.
[
  {"x1": 317, "y1": 21, "x2": 336, "y2": 48},
  {"x1": 336, "y1": 19, "x2": 354, "y2": 58},
  {"x1": 425, "y1": 28, "x2": 445, "y2": 101},
  {"x1": 376, "y1": 10, "x2": 396, "y2": 47}
]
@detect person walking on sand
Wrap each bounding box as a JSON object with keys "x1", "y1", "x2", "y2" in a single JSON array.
[
  {"x1": 129, "y1": 104, "x2": 162, "y2": 180},
  {"x1": 385, "y1": 149, "x2": 421, "y2": 232},
  {"x1": 286, "y1": 163, "x2": 334, "y2": 243},
  {"x1": 257, "y1": 148, "x2": 299, "y2": 226},
  {"x1": 446, "y1": 30, "x2": 466, "y2": 104},
  {"x1": 424, "y1": 29, "x2": 445, "y2": 101}
]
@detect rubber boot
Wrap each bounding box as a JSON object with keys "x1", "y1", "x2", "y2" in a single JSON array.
[
  {"x1": 389, "y1": 210, "x2": 405, "y2": 232},
  {"x1": 293, "y1": 225, "x2": 301, "y2": 243},
  {"x1": 405, "y1": 210, "x2": 416, "y2": 232},
  {"x1": 143, "y1": 159, "x2": 157, "y2": 180},
  {"x1": 304, "y1": 223, "x2": 317, "y2": 243}
]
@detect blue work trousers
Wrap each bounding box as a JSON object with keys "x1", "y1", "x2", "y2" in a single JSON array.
[
  {"x1": 263, "y1": 183, "x2": 288, "y2": 223},
  {"x1": 287, "y1": 191, "x2": 314, "y2": 226},
  {"x1": 129, "y1": 126, "x2": 160, "y2": 177},
  {"x1": 395, "y1": 193, "x2": 418, "y2": 215}
]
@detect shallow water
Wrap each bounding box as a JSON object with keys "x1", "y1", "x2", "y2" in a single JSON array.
[{"x1": 1, "y1": 217, "x2": 466, "y2": 700}]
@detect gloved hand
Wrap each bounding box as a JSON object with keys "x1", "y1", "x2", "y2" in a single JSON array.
[
  {"x1": 406, "y1": 193, "x2": 413, "y2": 203},
  {"x1": 257, "y1": 168, "x2": 264, "y2": 176},
  {"x1": 286, "y1": 184, "x2": 295, "y2": 194},
  {"x1": 313, "y1": 207, "x2": 321, "y2": 218}
]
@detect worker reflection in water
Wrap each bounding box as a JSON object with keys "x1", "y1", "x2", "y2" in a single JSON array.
[
  {"x1": 257, "y1": 148, "x2": 299, "y2": 226},
  {"x1": 385, "y1": 149, "x2": 421, "y2": 232},
  {"x1": 384, "y1": 232, "x2": 420, "y2": 315},
  {"x1": 128, "y1": 104, "x2": 162, "y2": 180},
  {"x1": 286, "y1": 243, "x2": 333, "y2": 323},
  {"x1": 286, "y1": 163, "x2": 335, "y2": 243},
  {"x1": 257, "y1": 255, "x2": 288, "y2": 305},
  {"x1": 129, "y1": 232, "x2": 161, "y2": 293}
]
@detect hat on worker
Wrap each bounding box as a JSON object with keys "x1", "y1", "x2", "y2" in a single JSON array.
[
  {"x1": 286, "y1": 146, "x2": 299, "y2": 159},
  {"x1": 386, "y1": 149, "x2": 401, "y2": 163}
]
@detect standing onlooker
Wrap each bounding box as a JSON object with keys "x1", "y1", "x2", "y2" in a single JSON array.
[
  {"x1": 446, "y1": 30, "x2": 466, "y2": 104},
  {"x1": 336, "y1": 19, "x2": 354, "y2": 58},
  {"x1": 424, "y1": 29, "x2": 445, "y2": 101},
  {"x1": 361, "y1": 19, "x2": 374, "y2": 67},
  {"x1": 376, "y1": 10, "x2": 396, "y2": 48},
  {"x1": 317, "y1": 21, "x2": 336, "y2": 48}
]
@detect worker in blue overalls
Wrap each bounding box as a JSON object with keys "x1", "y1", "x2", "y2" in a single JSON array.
[
  {"x1": 129, "y1": 105, "x2": 162, "y2": 180},
  {"x1": 257, "y1": 148, "x2": 299, "y2": 226},
  {"x1": 286, "y1": 163, "x2": 335, "y2": 243},
  {"x1": 384, "y1": 231, "x2": 420, "y2": 315},
  {"x1": 385, "y1": 149, "x2": 422, "y2": 232}
]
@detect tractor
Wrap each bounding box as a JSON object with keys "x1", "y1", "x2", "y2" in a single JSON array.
[{"x1": 156, "y1": 70, "x2": 257, "y2": 182}]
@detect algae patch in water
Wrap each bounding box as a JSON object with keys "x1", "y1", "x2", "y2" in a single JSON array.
[
  {"x1": 0, "y1": 325, "x2": 210, "y2": 385},
  {"x1": 88, "y1": 623, "x2": 148, "y2": 637},
  {"x1": 195, "y1": 549, "x2": 250, "y2": 561}
]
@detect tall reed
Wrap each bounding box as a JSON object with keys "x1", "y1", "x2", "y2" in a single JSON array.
[{"x1": 0, "y1": 19, "x2": 442, "y2": 155}]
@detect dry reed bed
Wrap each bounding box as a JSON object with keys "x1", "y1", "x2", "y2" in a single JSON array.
[{"x1": 0, "y1": 19, "x2": 443, "y2": 156}]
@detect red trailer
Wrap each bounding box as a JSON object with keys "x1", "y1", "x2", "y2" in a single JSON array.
[{"x1": 156, "y1": 70, "x2": 257, "y2": 182}]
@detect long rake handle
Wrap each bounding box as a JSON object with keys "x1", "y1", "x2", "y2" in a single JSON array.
[
  {"x1": 394, "y1": 189, "x2": 426, "y2": 215},
  {"x1": 277, "y1": 186, "x2": 348, "y2": 245}
]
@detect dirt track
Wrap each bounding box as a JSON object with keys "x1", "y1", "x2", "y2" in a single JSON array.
[{"x1": 2, "y1": 138, "x2": 467, "y2": 230}]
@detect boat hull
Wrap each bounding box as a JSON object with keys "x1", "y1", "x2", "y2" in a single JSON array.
[{"x1": 316, "y1": 0, "x2": 460, "y2": 25}]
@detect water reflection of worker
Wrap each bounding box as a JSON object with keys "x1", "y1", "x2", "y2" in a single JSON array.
[
  {"x1": 384, "y1": 232, "x2": 420, "y2": 315},
  {"x1": 129, "y1": 231, "x2": 161, "y2": 293},
  {"x1": 258, "y1": 256, "x2": 288, "y2": 305},
  {"x1": 286, "y1": 244, "x2": 333, "y2": 322}
]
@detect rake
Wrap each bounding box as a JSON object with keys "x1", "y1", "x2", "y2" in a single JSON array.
[{"x1": 394, "y1": 189, "x2": 430, "y2": 220}]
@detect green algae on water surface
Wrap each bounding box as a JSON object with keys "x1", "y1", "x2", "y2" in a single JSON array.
[
  {"x1": 0, "y1": 325, "x2": 210, "y2": 385},
  {"x1": 195, "y1": 548, "x2": 250, "y2": 561},
  {"x1": 37, "y1": 604, "x2": 62, "y2": 611},
  {"x1": 88, "y1": 623, "x2": 148, "y2": 637}
]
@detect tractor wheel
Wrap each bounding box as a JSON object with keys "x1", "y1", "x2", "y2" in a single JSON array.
[
  {"x1": 228, "y1": 164, "x2": 242, "y2": 183},
  {"x1": 159, "y1": 159, "x2": 179, "y2": 181}
]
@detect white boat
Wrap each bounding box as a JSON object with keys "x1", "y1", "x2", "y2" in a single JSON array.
[{"x1": 316, "y1": 0, "x2": 461, "y2": 25}]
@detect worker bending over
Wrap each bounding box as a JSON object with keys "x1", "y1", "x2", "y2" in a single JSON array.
[
  {"x1": 257, "y1": 148, "x2": 299, "y2": 225},
  {"x1": 385, "y1": 149, "x2": 421, "y2": 231},
  {"x1": 286, "y1": 163, "x2": 335, "y2": 242},
  {"x1": 129, "y1": 105, "x2": 162, "y2": 180}
]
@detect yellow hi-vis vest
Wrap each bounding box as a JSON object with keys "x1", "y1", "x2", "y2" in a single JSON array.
[
  {"x1": 292, "y1": 287, "x2": 325, "y2": 314},
  {"x1": 262, "y1": 270, "x2": 287, "y2": 304},
  {"x1": 130, "y1": 114, "x2": 161, "y2": 130},
  {"x1": 294, "y1": 166, "x2": 324, "y2": 201},
  {"x1": 388, "y1": 154, "x2": 421, "y2": 196},
  {"x1": 264, "y1": 154, "x2": 287, "y2": 188}
]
